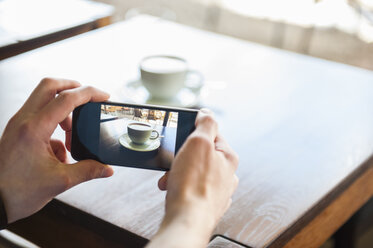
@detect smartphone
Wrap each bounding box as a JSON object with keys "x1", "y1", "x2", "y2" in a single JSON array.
[{"x1": 71, "y1": 101, "x2": 198, "y2": 171}]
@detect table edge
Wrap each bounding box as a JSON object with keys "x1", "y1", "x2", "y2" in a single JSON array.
[{"x1": 267, "y1": 153, "x2": 373, "y2": 248}]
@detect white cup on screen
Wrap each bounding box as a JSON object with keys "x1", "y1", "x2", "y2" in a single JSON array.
[{"x1": 127, "y1": 122, "x2": 159, "y2": 145}]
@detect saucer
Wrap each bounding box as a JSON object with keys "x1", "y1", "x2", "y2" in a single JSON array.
[
  {"x1": 119, "y1": 79, "x2": 201, "y2": 107},
  {"x1": 119, "y1": 133, "x2": 160, "y2": 152}
]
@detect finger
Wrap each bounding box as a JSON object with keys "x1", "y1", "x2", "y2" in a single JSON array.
[
  {"x1": 215, "y1": 135, "x2": 239, "y2": 170},
  {"x1": 223, "y1": 198, "x2": 233, "y2": 214},
  {"x1": 63, "y1": 160, "x2": 114, "y2": 190},
  {"x1": 60, "y1": 115, "x2": 72, "y2": 152},
  {"x1": 232, "y1": 174, "x2": 239, "y2": 194},
  {"x1": 50, "y1": 139, "x2": 67, "y2": 163},
  {"x1": 60, "y1": 114, "x2": 72, "y2": 132},
  {"x1": 194, "y1": 109, "x2": 218, "y2": 142},
  {"x1": 226, "y1": 176, "x2": 239, "y2": 210},
  {"x1": 158, "y1": 172, "x2": 169, "y2": 191},
  {"x1": 65, "y1": 131, "x2": 72, "y2": 152},
  {"x1": 36, "y1": 86, "x2": 110, "y2": 137},
  {"x1": 22, "y1": 78, "x2": 81, "y2": 113}
]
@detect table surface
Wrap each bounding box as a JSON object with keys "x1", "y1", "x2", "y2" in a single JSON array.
[{"x1": 1, "y1": 15, "x2": 373, "y2": 248}]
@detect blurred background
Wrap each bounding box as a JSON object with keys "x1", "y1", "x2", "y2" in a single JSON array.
[
  {"x1": 1, "y1": 0, "x2": 373, "y2": 70},
  {"x1": 95, "y1": 0, "x2": 373, "y2": 70}
]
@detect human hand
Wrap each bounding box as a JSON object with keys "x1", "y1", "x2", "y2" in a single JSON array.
[
  {"x1": 0, "y1": 78, "x2": 114, "y2": 223},
  {"x1": 148, "y1": 109, "x2": 239, "y2": 248}
]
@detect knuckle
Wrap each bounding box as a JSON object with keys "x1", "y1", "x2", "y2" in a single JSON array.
[
  {"x1": 83, "y1": 86, "x2": 97, "y2": 100},
  {"x1": 58, "y1": 90, "x2": 71, "y2": 100},
  {"x1": 84, "y1": 85, "x2": 95, "y2": 92},
  {"x1": 40, "y1": 77, "x2": 54, "y2": 85},
  {"x1": 188, "y1": 134, "x2": 213, "y2": 150},
  {"x1": 40, "y1": 78, "x2": 59, "y2": 100},
  {"x1": 58, "y1": 91, "x2": 76, "y2": 106},
  {"x1": 40, "y1": 77, "x2": 56, "y2": 90},
  {"x1": 17, "y1": 119, "x2": 36, "y2": 141},
  {"x1": 69, "y1": 79, "x2": 80, "y2": 85},
  {"x1": 199, "y1": 114, "x2": 217, "y2": 128}
]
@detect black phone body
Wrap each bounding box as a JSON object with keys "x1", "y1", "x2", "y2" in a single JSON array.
[{"x1": 71, "y1": 101, "x2": 198, "y2": 171}]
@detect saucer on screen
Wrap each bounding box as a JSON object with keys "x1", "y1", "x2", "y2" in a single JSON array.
[
  {"x1": 121, "y1": 79, "x2": 200, "y2": 107},
  {"x1": 119, "y1": 133, "x2": 160, "y2": 152}
]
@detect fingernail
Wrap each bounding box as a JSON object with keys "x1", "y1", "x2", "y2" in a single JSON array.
[{"x1": 100, "y1": 166, "x2": 113, "y2": 178}]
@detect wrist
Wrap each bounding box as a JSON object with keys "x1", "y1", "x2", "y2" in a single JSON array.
[
  {"x1": 164, "y1": 202, "x2": 215, "y2": 234},
  {"x1": 148, "y1": 201, "x2": 215, "y2": 248}
]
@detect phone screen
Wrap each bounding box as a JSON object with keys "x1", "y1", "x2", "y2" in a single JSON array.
[{"x1": 72, "y1": 102, "x2": 197, "y2": 171}]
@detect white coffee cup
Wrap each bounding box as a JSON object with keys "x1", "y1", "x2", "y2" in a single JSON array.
[
  {"x1": 127, "y1": 122, "x2": 159, "y2": 145},
  {"x1": 140, "y1": 55, "x2": 203, "y2": 100}
]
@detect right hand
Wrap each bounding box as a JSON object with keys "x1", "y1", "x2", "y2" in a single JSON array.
[{"x1": 149, "y1": 109, "x2": 239, "y2": 248}]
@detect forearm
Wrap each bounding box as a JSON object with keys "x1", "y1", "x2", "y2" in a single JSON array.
[
  {"x1": 147, "y1": 219, "x2": 210, "y2": 248},
  {"x1": 147, "y1": 205, "x2": 214, "y2": 248}
]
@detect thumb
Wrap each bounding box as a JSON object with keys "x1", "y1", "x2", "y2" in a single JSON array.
[
  {"x1": 64, "y1": 160, "x2": 114, "y2": 189},
  {"x1": 158, "y1": 172, "x2": 169, "y2": 191}
]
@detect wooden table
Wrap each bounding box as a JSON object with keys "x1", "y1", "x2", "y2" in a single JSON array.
[
  {"x1": 0, "y1": 0, "x2": 114, "y2": 60},
  {"x1": 1, "y1": 15, "x2": 373, "y2": 248}
]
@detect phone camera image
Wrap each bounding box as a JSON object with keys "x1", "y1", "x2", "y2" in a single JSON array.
[
  {"x1": 99, "y1": 104, "x2": 179, "y2": 170},
  {"x1": 72, "y1": 102, "x2": 197, "y2": 170}
]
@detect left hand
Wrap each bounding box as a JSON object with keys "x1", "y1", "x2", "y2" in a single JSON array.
[{"x1": 0, "y1": 78, "x2": 114, "y2": 223}]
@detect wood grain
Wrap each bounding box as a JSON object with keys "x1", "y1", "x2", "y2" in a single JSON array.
[
  {"x1": 279, "y1": 158, "x2": 373, "y2": 248},
  {"x1": 1, "y1": 15, "x2": 373, "y2": 248}
]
